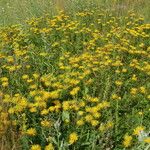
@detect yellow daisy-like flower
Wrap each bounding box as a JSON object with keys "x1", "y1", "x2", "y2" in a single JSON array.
[
  {"x1": 0, "y1": 77, "x2": 8, "y2": 82},
  {"x1": 26, "y1": 128, "x2": 37, "y2": 136},
  {"x1": 76, "y1": 119, "x2": 84, "y2": 126},
  {"x1": 91, "y1": 120, "x2": 99, "y2": 126},
  {"x1": 2, "y1": 82, "x2": 8, "y2": 87},
  {"x1": 45, "y1": 143, "x2": 54, "y2": 150},
  {"x1": 123, "y1": 134, "x2": 132, "y2": 148},
  {"x1": 33, "y1": 73, "x2": 39, "y2": 79},
  {"x1": 106, "y1": 121, "x2": 114, "y2": 129},
  {"x1": 130, "y1": 88, "x2": 138, "y2": 95},
  {"x1": 69, "y1": 132, "x2": 78, "y2": 144},
  {"x1": 115, "y1": 80, "x2": 123, "y2": 86},
  {"x1": 41, "y1": 120, "x2": 52, "y2": 127},
  {"x1": 22, "y1": 74, "x2": 29, "y2": 80},
  {"x1": 70, "y1": 87, "x2": 80, "y2": 96},
  {"x1": 144, "y1": 137, "x2": 150, "y2": 143},
  {"x1": 31, "y1": 144, "x2": 41, "y2": 150},
  {"x1": 131, "y1": 74, "x2": 137, "y2": 81},
  {"x1": 139, "y1": 86, "x2": 146, "y2": 94},
  {"x1": 138, "y1": 112, "x2": 143, "y2": 115},
  {"x1": 133, "y1": 126, "x2": 145, "y2": 135}
]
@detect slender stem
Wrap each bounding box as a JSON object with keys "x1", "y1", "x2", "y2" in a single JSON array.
[{"x1": 115, "y1": 100, "x2": 119, "y2": 137}]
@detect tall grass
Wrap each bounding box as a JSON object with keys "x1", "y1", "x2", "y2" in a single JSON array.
[{"x1": 0, "y1": 0, "x2": 149, "y2": 25}]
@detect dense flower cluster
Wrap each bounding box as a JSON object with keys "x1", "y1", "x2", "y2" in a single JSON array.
[{"x1": 0, "y1": 8, "x2": 150, "y2": 150}]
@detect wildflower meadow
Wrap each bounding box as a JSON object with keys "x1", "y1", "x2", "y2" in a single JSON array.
[{"x1": 0, "y1": 0, "x2": 150, "y2": 150}]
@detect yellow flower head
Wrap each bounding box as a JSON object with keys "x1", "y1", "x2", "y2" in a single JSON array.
[
  {"x1": 91, "y1": 119, "x2": 99, "y2": 126},
  {"x1": 144, "y1": 137, "x2": 150, "y2": 143},
  {"x1": 76, "y1": 119, "x2": 84, "y2": 126},
  {"x1": 22, "y1": 74, "x2": 29, "y2": 80},
  {"x1": 2, "y1": 82, "x2": 8, "y2": 87},
  {"x1": 70, "y1": 87, "x2": 80, "y2": 96},
  {"x1": 45, "y1": 143, "x2": 54, "y2": 150},
  {"x1": 139, "y1": 86, "x2": 146, "y2": 94},
  {"x1": 130, "y1": 88, "x2": 137, "y2": 95},
  {"x1": 69, "y1": 132, "x2": 78, "y2": 144},
  {"x1": 123, "y1": 134, "x2": 132, "y2": 148},
  {"x1": 133, "y1": 126, "x2": 145, "y2": 135},
  {"x1": 31, "y1": 144, "x2": 41, "y2": 150},
  {"x1": 115, "y1": 80, "x2": 123, "y2": 86},
  {"x1": 26, "y1": 128, "x2": 37, "y2": 136},
  {"x1": 41, "y1": 120, "x2": 51, "y2": 127},
  {"x1": 1, "y1": 77, "x2": 8, "y2": 82}
]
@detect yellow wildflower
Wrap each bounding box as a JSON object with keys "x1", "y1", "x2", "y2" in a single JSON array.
[
  {"x1": 1, "y1": 77, "x2": 8, "y2": 82},
  {"x1": 85, "y1": 114, "x2": 93, "y2": 122},
  {"x1": 2, "y1": 82, "x2": 8, "y2": 87},
  {"x1": 41, "y1": 120, "x2": 51, "y2": 127},
  {"x1": 144, "y1": 137, "x2": 150, "y2": 143},
  {"x1": 70, "y1": 87, "x2": 80, "y2": 96},
  {"x1": 76, "y1": 119, "x2": 84, "y2": 126},
  {"x1": 131, "y1": 74, "x2": 137, "y2": 81},
  {"x1": 91, "y1": 120, "x2": 99, "y2": 126},
  {"x1": 130, "y1": 88, "x2": 137, "y2": 95},
  {"x1": 22, "y1": 74, "x2": 29, "y2": 80},
  {"x1": 41, "y1": 109, "x2": 49, "y2": 115},
  {"x1": 33, "y1": 73, "x2": 39, "y2": 79},
  {"x1": 138, "y1": 112, "x2": 143, "y2": 115},
  {"x1": 115, "y1": 80, "x2": 123, "y2": 86},
  {"x1": 45, "y1": 143, "x2": 54, "y2": 150},
  {"x1": 123, "y1": 134, "x2": 132, "y2": 148},
  {"x1": 26, "y1": 128, "x2": 37, "y2": 136},
  {"x1": 69, "y1": 132, "x2": 78, "y2": 144},
  {"x1": 133, "y1": 126, "x2": 145, "y2": 135},
  {"x1": 31, "y1": 144, "x2": 41, "y2": 150},
  {"x1": 139, "y1": 87, "x2": 146, "y2": 94}
]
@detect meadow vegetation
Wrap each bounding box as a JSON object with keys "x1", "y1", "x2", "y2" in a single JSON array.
[{"x1": 0, "y1": 0, "x2": 150, "y2": 150}]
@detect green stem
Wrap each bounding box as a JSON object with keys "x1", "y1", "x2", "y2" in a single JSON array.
[{"x1": 115, "y1": 100, "x2": 119, "y2": 137}]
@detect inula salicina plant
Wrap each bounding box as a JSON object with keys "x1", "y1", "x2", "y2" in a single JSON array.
[{"x1": 0, "y1": 8, "x2": 150, "y2": 150}]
